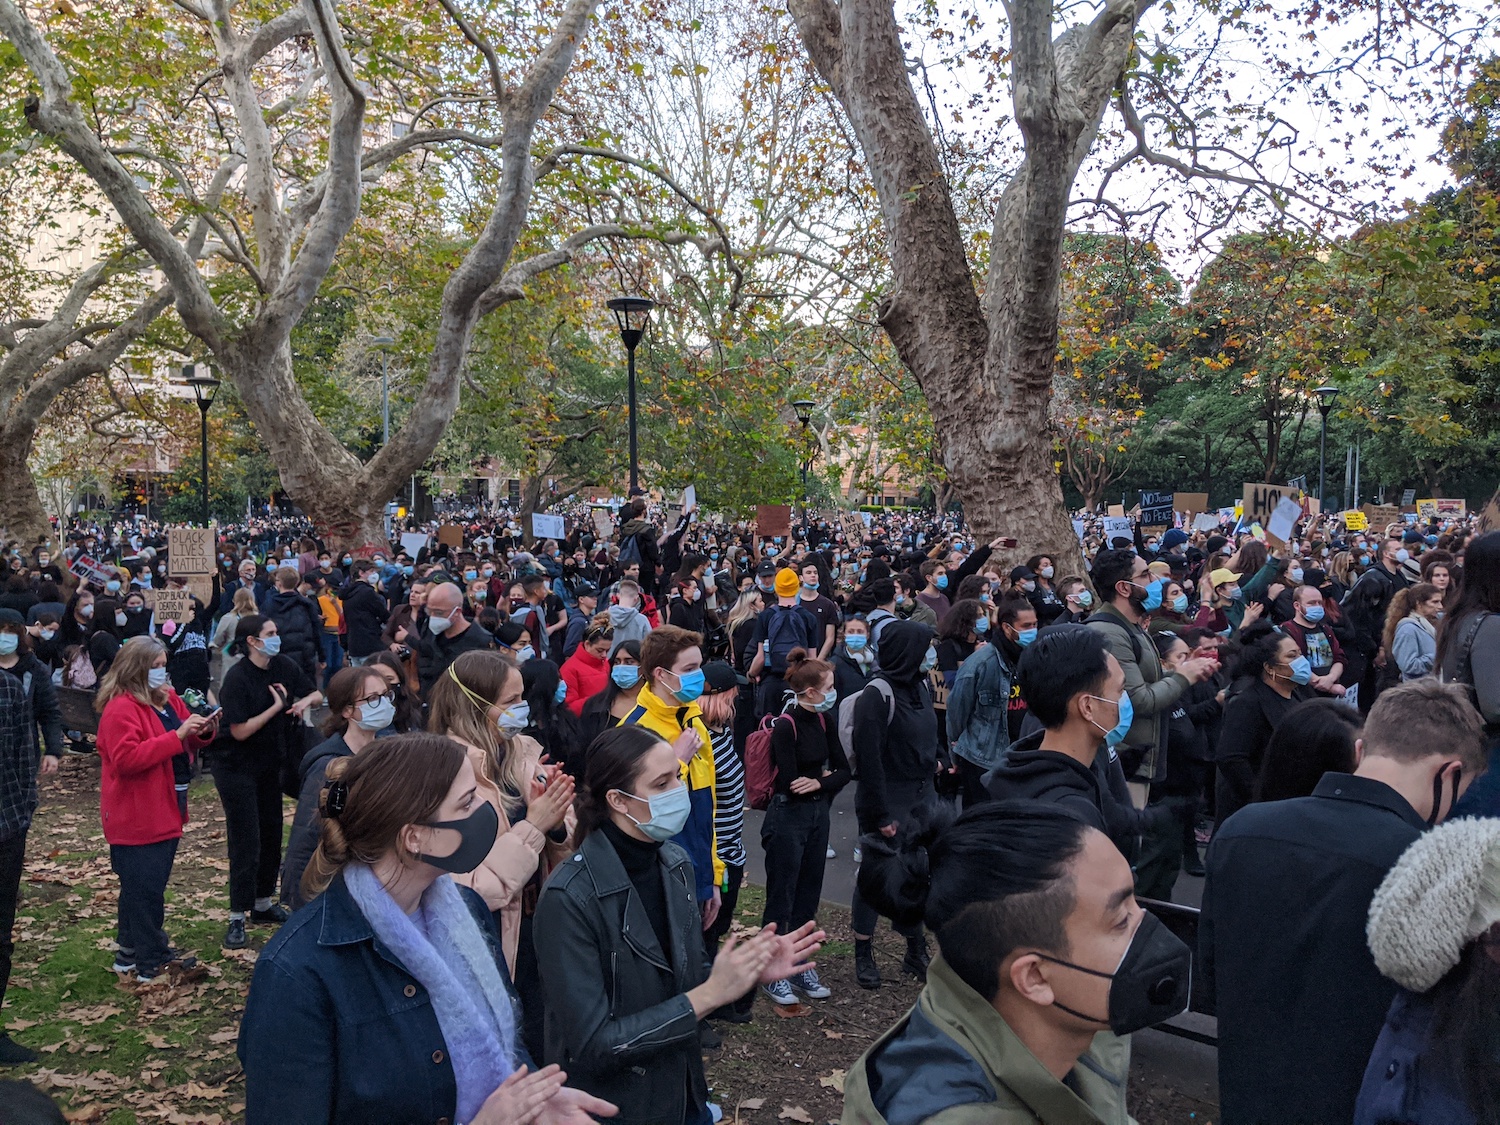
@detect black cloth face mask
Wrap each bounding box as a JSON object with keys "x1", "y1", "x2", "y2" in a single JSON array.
[
  {"x1": 1033, "y1": 910, "x2": 1192, "y2": 1035},
  {"x1": 415, "y1": 801, "x2": 499, "y2": 874}
]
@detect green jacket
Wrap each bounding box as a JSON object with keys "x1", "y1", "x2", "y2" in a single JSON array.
[
  {"x1": 841, "y1": 955, "x2": 1135, "y2": 1125},
  {"x1": 1087, "y1": 603, "x2": 1188, "y2": 782}
]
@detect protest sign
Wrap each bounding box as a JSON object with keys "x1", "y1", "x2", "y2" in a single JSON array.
[
  {"x1": 1266, "y1": 496, "x2": 1303, "y2": 545},
  {"x1": 1401, "y1": 488, "x2": 1417, "y2": 506},
  {"x1": 399, "y1": 532, "x2": 429, "y2": 559},
  {"x1": 1416, "y1": 498, "x2": 1467, "y2": 518},
  {"x1": 1072, "y1": 518, "x2": 1086, "y2": 541},
  {"x1": 147, "y1": 587, "x2": 194, "y2": 624},
  {"x1": 1242, "y1": 483, "x2": 1289, "y2": 526},
  {"x1": 1107, "y1": 504, "x2": 1125, "y2": 517},
  {"x1": 1342, "y1": 510, "x2": 1369, "y2": 531},
  {"x1": 840, "y1": 513, "x2": 866, "y2": 545},
  {"x1": 1192, "y1": 512, "x2": 1221, "y2": 532},
  {"x1": 591, "y1": 508, "x2": 614, "y2": 542},
  {"x1": 167, "y1": 527, "x2": 214, "y2": 576},
  {"x1": 1362, "y1": 504, "x2": 1402, "y2": 531},
  {"x1": 756, "y1": 505, "x2": 791, "y2": 539},
  {"x1": 1174, "y1": 492, "x2": 1210, "y2": 515},
  {"x1": 68, "y1": 554, "x2": 119, "y2": 587},
  {"x1": 682, "y1": 485, "x2": 696, "y2": 510},
  {"x1": 1139, "y1": 490, "x2": 1175, "y2": 527},
  {"x1": 436, "y1": 524, "x2": 464, "y2": 548},
  {"x1": 1101, "y1": 516, "x2": 1133, "y2": 542},
  {"x1": 1477, "y1": 489, "x2": 1500, "y2": 534},
  {"x1": 531, "y1": 513, "x2": 566, "y2": 540}
]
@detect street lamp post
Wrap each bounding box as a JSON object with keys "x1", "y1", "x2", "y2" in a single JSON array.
[
  {"x1": 792, "y1": 399, "x2": 816, "y2": 508},
  {"x1": 606, "y1": 297, "x2": 655, "y2": 496},
  {"x1": 1314, "y1": 385, "x2": 1340, "y2": 513},
  {"x1": 181, "y1": 364, "x2": 220, "y2": 527}
]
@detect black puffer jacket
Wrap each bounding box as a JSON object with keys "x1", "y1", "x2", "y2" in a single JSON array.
[
  {"x1": 264, "y1": 589, "x2": 322, "y2": 682},
  {"x1": 338, "y1": 579, "x2": 389, "y2": 659}
]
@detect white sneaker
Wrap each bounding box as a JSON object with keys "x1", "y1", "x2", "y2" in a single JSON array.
[
  {"x1": 791, "y1": 968, "x2": 831, "y2": 1000},
  {"x1": 761, "y1": 978, "x2": 797, "y2": 1006},
  {"x1": 853, "y1": 846, "x2": 862, "y2": 864},
  {"x1": 826, "y1": 847, "x2": 836, "y2": 859}
]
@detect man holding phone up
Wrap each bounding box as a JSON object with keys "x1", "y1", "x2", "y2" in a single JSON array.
[{"x1": 215, "y1": 615, "x2": 322, "y2": 950}]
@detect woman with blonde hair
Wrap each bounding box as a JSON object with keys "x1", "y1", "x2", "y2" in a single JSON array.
[
  {"x1": 96, "y1": 637, "x2": 218, "y2": 981},
  {"x1": 426, "y1": 649, "x2": 575, "y2": 1060},
  {"x1": 210, "y1": 585, "x2": 257, "y2": 687}
]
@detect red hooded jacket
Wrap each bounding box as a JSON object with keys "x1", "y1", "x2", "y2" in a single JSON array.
[{"x1": 97, "y1": 690, "x2": 210, "y2": 846}]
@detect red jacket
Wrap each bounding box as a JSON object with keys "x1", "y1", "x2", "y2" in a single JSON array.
[
  {"x1": 559, "y1": 646, "x2": 609, "y2": 716},
  {"x1": 97, "y1": 691, "x2": 207, "y2": 846}
]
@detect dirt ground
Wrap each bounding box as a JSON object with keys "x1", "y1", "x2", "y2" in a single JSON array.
[{"x1": 6, "y1": 755, "x2": 1219, "y2": 1124}]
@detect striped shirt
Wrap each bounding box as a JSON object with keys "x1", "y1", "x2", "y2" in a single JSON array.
[{"x1": 709, "y1": 725, "x2": 748, "y2": 869}]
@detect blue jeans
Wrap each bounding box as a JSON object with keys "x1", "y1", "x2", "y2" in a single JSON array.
[{"x1": 320, "y1": 632, "x2": 343, "y2": 688}]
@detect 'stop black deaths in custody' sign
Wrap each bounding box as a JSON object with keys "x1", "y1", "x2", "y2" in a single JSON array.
[{"x1": 1139, "y1": 491, "x2": 1175, "y2": 527}]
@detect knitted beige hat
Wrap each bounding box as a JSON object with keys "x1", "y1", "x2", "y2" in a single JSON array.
[{"x1": 1367, "y1": 817, "x2": 1500, "y2": 993}]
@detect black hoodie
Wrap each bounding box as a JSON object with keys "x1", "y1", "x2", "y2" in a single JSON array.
[
  {"x1": 853, "y1": 619, "x2": 938, "y2": 829},
  {"x1": 985, "y1": 730, "x2": 1175, "y2": 847},
  {"x1": 982, "y1": 730, "x2": 1109, "y2": 832}
]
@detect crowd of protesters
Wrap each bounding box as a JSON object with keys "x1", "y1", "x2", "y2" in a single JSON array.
[{"x1": 0, "y1": 492, "x2": 1496, "y2": 1123}]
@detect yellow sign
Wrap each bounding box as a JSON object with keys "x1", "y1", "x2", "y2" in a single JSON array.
[{"x1": 1342, "y1": 510, "x2": 1368, "y2": 531}]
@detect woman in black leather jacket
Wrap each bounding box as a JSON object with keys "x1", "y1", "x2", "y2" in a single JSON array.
[{"x1": 534, "y1": 726, "x2": 822, "y2": 1125}]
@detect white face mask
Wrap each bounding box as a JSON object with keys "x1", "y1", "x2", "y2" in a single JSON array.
[{"x1": 148, "y1": 667, "x2": 170, "y2": 690}]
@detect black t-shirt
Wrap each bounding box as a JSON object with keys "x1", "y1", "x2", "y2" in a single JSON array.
[
  {"x1": 217, "y1": 653, "x2": 316, "y2": 774},
  {"x1": 798, "y1": 593, "x2": 841, "y2": 652}
]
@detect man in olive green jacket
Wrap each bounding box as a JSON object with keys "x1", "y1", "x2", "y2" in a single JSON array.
[{"x1": 841, "y1": 955, "x2": 1133, "y2": 1125}]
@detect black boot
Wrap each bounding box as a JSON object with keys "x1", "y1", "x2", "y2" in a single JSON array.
[
  {"x1": 854, "y1": 939, "x2": 881, "y2": 990},
  {"x1": 901, "y1": 935, "x2": 930, "y2": 981}
]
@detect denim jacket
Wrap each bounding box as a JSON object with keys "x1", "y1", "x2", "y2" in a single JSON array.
[
  {"x1": 945, "y1": 644, "x2": 1014, "y2": 771},
  {"x1": 238, "y1": 870, "x2": 529, "y2": 1125}
]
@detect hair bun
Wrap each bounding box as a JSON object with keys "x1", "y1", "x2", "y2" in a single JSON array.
[{"x1": 786, "y1": 647, "x2": 810, "y2": 667}]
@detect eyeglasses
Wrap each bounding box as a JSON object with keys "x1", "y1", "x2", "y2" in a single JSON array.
[{"x1": 354, "y1": 690, "x2": 396, "y2": 707}]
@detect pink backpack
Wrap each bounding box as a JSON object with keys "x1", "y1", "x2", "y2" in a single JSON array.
[{"x1": 744, "y1": 712, "x2": 825, "y2": 810}]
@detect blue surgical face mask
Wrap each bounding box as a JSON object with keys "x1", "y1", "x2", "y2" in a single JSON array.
[
  {"x1": 845, "y1": 634, "x2": 868, "y2": 652},
  {"x1": 1284, "y1": 655, "x2": 1313, "y2": 685},
  {"x1": 259, "y1": 634, "x2": 282, "y2": 657},
  {"x1": 611, "y1": 665, "x2": 642, "y2": 689},
  {"x1": 1015, "y1": 627, "x2": 1038, "y2": 647},
  {"x1": 803, "y1": 688, "x2": 837, "y2": 713},
  {"x1": 1171, "y1": 594, "x2": 1189, "y2": 614},
  {"x1": 804, "y1": 581, "x2": 819, "y2": 592},
  {"x1": 1395, "y1": 549, "x2": 1410, "y2": 564},
  {"x1": 554, "y1": 681, "x2": 568, "y2": 705},
  {"x1": 464, "y1": 569, "x2": 478, "y2": 581},
  {"x1": 0, "y1": 634, "x2": 18, "y2": 657},
  {"x1": 921, "y1": 646, "x2": 938, "y2": 673},
  {"x1": 974, "y1": 617, "x2": 990, "y2": 635},
  {"x1": 668, "y1": 667, "x2": 706, "y2": 704},
  {"x1": 403, "y1": 565, "x2": 414, "y2": 577},
  {"x1": 1134, "y1": 578, "x2": 1164, "y2": 612},
  {"x1": 105, "y1": 580, "x2": 121, "y2": 593},
  {"x1": 1359, "y1": 555, "x2": 1372, "y2": 566},
  {"x1": 617, "y1": 782, "x2": 692, "y2": 842},
  {"x1": 1287, "y1": 567, "x2": 1303, "y2": 584},
  {"x1": 1304, "y1": 605, "x2": 1325, "y2": 623},
  {"x1": 934, "y1": 575, "x2": 949, "y2": 590},
  {"x1": 1087, "y1": 691, "x2": 1134, "y2": 746}
]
